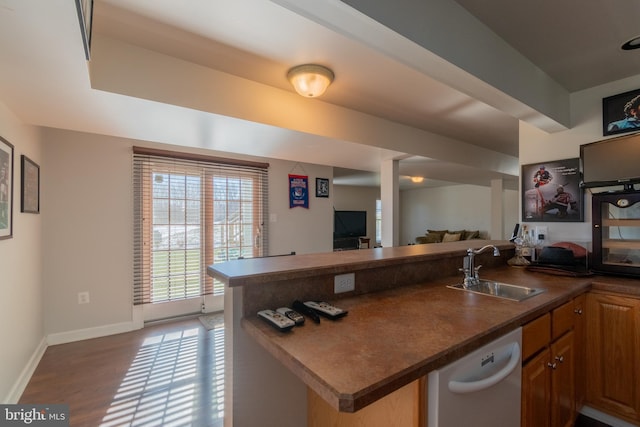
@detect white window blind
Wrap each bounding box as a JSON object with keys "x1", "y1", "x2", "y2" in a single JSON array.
[{"x1": 133, "y1": 147, "x2": 269, "y2": 305}]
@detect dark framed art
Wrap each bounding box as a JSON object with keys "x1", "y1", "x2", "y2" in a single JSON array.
[
  {"x1": 0, "y1": 136, "x2": 13, "y2": 239},
  {"x1": 603, "y1": 88, "x2": 640, "y2": 136},
  {"x1": 522, "y1": 158, "x2": 583, "y2": 222},
  {"x1": 21, "y1": 155, "x2": 39, "y2": 214},
  {"x1": 316, "y1": 177, "x2": 329, "y2": 198}
]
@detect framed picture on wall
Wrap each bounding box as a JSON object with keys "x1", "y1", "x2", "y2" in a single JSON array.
[
  {"x1": 0, "y1": 136, "x2": 14, "y2": 239},
  {"x1": 21, "y1": 155, "x2": 39, "y2": 214},
  {"x1": 603, "y1": 88, "x2": 640, "y2": 136},
  {"x1": 316, "y1": 177, "x2": 329, "y2": 198},
  {"x1": 521, "y1": 158, "x2": 583, "y2": 222}
]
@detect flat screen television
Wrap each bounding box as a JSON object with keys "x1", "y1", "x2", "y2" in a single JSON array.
[
  {"x1": 334, "y1": 210, "x2": 366, "y2": 238},
  {"x1": 580, "y1": 132, "x2": 640, "y2": 190}
]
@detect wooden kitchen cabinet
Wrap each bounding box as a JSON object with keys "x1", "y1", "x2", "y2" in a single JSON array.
[
  {"x1": 573, "y1": 294, "x2": 586, "y2": 409},
  {"x1": 521, "y1": 298, "x2": 580, "y2": 427},
  {"x1": 551, "y1": 331, "x2": 575, "y2": 427},
  {"x1": 585, "y1": 292, "x2": 640, "y2": 424},
  {"x1": 522, "y1": 347, "x2": 551, "y2": 427}
]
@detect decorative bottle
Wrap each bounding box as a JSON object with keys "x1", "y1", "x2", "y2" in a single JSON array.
[
  {"x1": 520, "y1": 225, "x2": 533, "y2": 263},
  {"x1": 508, "y1": 225, "x2": 531, "y2": 266}
]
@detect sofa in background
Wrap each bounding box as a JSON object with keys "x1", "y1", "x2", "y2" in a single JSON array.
[{"x1": 415, "y1": 229, "x2": 481, "y2": 244}]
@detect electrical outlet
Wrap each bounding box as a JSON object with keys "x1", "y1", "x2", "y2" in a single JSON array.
[
  {"x1": 78, "y1": 291, "x2": 90, "y2": 304},
  {"x1": 334, "y1": 273, "x2": 355, "y2": 293},
  {"x1": 534, "y1": 226, "x2": 548, "y2": 244}
]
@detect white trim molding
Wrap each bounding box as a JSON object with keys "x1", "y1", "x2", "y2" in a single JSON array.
[
  {"x1": 4, "y1": 337, "x2": 47, "y2": 403},
  {"x1": 580, "y1": 406, "x2": 638, "y2": 427},
  {"x1": 47, "y1": 319, "x2": 142, "y2": 346}
]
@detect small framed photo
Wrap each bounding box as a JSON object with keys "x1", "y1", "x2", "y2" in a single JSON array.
[
  {"x1": 521, "y1": 158, "x2": 583, "y2": 222},
  {"x1": 0, "y1": 136, "x2": 13, "y2": 239},
  {"x1": 316, "y1": 177, "x2": 329, "y2": 198},
  {"x1": 21, "y1": 155, "x2": 39, "y2": 214},
  {"x1": 603, "y1": 88, "x2": 640, "y2": 136}
]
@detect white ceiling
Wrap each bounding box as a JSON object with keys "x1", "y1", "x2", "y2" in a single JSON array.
[{"x1": 0, "y1": 0, "x2": 638, "y2": 190}]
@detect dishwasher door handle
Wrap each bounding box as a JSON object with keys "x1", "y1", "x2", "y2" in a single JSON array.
[{"x1": 448, "y1": 342, "x2": 521, "y2": 394}]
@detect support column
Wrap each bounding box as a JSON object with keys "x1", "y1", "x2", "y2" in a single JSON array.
[
  {"x1": 380, "y1": 159, "x2": 399, "y2": 247},
  {"x1": 490, "y1": 178, "x2": 504, "y2": 239}
]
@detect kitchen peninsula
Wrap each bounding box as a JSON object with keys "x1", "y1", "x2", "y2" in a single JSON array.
[{"x1": 208, "y1": 240, "x2": 597, "y2": 426}]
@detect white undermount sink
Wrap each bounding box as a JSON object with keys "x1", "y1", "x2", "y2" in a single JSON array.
[{"x1": 447, "y1": 280, "x2": 546, "y2": 302}]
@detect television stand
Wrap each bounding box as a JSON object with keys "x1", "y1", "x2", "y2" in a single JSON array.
[{"x1": 333, "y1": 237, "x2": 360, "y2": 251}]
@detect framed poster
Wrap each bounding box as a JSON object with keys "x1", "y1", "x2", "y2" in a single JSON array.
[
  {"x1": 21, "y1": 155, "x2": 39, "y2": 214},
  {"x1": 522, "y1": 158, "x2": 583, "y2": 222},
  {"x1": 316, "y1": 177, "x2": 329, "y2": 198},
  {"x1": 603, "y1": 88, "x2": 640, "y2": 136},
  {"x1": 0, "y1": 136, "x2": 13, "y2": 239},
  {"x1": 289, "y1": 174, "x2": 309, "y2": 208}
]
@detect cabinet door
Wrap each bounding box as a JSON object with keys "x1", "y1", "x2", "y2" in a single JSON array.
[
  {"x1": 522, "y1": 313, "x2": 551, "y2": 361},
  {"x1": 573, "y1": 294, "x2": 586, "y2": 409},
  {"x1": 522, "y1": 348, "x2": 551, "y2": 427},
  {"x1": 552, "y1": 301, "x2": 574, "y2": 340},
  {"x1": 592, "y1": 192, "x2": 640, "y2": 276},
  {"x1": 551, "y1": 331, "x2": 575, "y2": 427},
  {"x1": 586, "y1": 292, "x2": 640, "y2": 423}
]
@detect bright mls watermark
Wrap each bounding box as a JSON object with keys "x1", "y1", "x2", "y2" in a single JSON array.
[{"x1": 0, "y1": 405, "x2": 69, "y2": 426}]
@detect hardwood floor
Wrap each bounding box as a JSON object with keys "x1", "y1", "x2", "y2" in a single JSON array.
[
  {"x1": 19, "y1": 318, "x2": 224, "y2": 427},
  {"x1": 19, "y1": 316, "x2": 616, "y2": 427}
]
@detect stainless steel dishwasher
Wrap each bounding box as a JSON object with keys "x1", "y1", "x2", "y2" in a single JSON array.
[{"x1": 427, "y1": 327, "x2": 522, "y2": 426}]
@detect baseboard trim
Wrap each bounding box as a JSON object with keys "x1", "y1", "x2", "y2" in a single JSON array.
[
  {"x1": 4, "y1": 337, "x2": 47, "y2": 403},
  {"x1": 580, "y1": 405, "x2": 638, "y2": 427},
  {"x1": 47, "y1": 320, "x2": 142, "y2": 346}
]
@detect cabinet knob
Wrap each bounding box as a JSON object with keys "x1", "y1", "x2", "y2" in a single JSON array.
[
  {"x1": 574, "y1": 308, "x2": 583, "y2": 315},
  {"x1": 555, "y1": 355, "x2": 564, "y2": 363},
  {"x1": 547, "y1": 362, "x2": 557, "y2": 369}
]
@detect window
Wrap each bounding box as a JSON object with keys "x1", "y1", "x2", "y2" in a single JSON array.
[{"x1": 133, "y1": 147, "x2": 268, "y2": 305}]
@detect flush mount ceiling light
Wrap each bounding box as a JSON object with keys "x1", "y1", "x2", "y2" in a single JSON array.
[
  {"x1": 287, "y1": 64, "x2": 334, "y2": 98},
  {"x1": 621, "y1": 36, "x2": 640, "y2": 50},
  {"x1": 410, "y1": 176, "x2": 424, "y2": 183}
]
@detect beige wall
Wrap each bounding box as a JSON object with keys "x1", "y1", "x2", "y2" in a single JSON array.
[
  {"x1": 42, "y1": 130, "x2": 135, "y2": 337},
  {"x1": 267, "y1": 163, "x2": 334, "y2": 255},
  {"x1": 0, "y1": 102, "x2": 43, "y2": 403},
  {"x1": 400, "y1": 184, "x2": 518, "y2": 244}
]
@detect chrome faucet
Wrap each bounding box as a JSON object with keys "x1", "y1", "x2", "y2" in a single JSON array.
[{"x1": 461, "y1": 245, "x2": 500, "y2": 288}]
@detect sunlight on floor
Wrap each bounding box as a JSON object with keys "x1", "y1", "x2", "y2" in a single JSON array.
[{"x1": 100, "y1": 326, "x2": 224, "y2": 426}]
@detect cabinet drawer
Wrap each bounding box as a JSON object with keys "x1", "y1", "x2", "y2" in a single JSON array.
[
  {"x1": 552, "y1": 300, "x2": 574, "y2": 340},
  {"x1": 523, "y1": 313, "x2": 551, "y2": 361}
]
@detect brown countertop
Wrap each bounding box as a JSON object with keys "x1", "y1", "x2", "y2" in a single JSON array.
[
  {"x1": 207, "y1": 240, "x2": 513, "y2": 288},
  {"x1": 591, "y1": 275, "x2": 640, "y2": 297},
  {"x1": 242, "y1": 266, "x2": 593, "y2": 412}
]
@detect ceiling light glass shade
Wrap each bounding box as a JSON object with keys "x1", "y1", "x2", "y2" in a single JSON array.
[
  {"x1": 622, "y1": 36, "x2": 640, "y2": 50},
  {"x1": 411, "y1": 176, "x2": 424, "y2": 183},
  {"x1": 287, "y1": 64, "x2": 334, "y2": 98}
]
